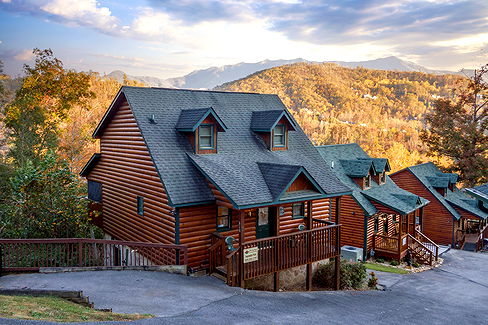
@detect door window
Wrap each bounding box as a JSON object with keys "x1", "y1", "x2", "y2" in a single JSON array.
[{"x1": 258, "y1": 208, "x2": 269, "y2": 226}]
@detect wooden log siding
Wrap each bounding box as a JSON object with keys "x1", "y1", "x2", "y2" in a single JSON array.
[
  {"x1": 330, "y1": 195, "x2": 365, "y2": 249},
  {"x1": 88, "y1": 101, "x2": 176, "y2": 246},
  {"x1": 391, "y1": 170, "x2": 454, "y2": 245}
]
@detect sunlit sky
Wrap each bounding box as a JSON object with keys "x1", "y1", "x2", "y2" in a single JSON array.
[{"x1": 1, "y1": 0, "x2": 487, "y2": 78}]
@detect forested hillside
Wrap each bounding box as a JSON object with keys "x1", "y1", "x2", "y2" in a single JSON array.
[{"x1": 217, "y1": 63, "x2": 465, "y2": 172}]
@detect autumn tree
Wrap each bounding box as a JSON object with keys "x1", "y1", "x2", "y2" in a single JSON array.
[
  {"x1": 0, "y1": 49, "x2": 98, "y2": 238},
  {"x1": 421, "y1": 65, "x2": 488, "y2": 186},
  {"x1": 4, "y1": 49, "x2": 94, "y2": 166}
]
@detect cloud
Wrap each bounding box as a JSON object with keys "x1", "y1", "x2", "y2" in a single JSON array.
[
  {"x1": 13, "y1": 49, "x2": 35, "y2": 61},
  {"x1": 1, "y1": 0, "x2": 120, "y2": 34}
]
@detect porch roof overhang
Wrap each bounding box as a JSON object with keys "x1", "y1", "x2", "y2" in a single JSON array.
[{"x1": 186, "y1": 155, "x2": 351, "y2": 210}]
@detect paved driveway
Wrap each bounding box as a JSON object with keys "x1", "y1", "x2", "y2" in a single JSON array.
[{"x1": 1, "y1": 249, "x2": 487, "y2": 325}]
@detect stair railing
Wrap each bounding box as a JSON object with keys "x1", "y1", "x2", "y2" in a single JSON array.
[
  {"x1": 414, "y1": 230, "x2": 439, "y2": 261},
  {"x1": 407, "y1": 234, "x2": 434, "y2": 266}
]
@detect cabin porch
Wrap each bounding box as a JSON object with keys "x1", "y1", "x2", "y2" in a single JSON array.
[
  {"x1": 455, "y1": 218, "x2": 488, "y2": 251},
  {"x1": 208, "y1": 199, "x2": 342, "y2": 291},
  {"x1": 372, "y1": 212, "x2": 439, "y2": 265}
]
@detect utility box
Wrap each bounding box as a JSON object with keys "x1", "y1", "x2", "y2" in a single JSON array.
[{"x1": 341, "y1": 246, "x2": 363, "y2": 262}]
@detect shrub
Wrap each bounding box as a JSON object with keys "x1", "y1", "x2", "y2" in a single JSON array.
[
  {"x1": 313, "y1": 260, "x2": 367, "y2": 290},
  {"x1": 368, "y1": 272, "x2": 378, "y2": 288},
  {"x1": 412, "y1": 261, "x2": 420, "y2": 268},
  {"x1": 375, "y1": 258, "x2": 385, "y2": 263},
  {"x1": 390, "y1": 260, "x2": 399, "y2": 266}
]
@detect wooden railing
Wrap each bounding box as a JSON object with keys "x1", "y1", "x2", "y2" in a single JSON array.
[
  {"x1": 415, "y1": 230, "x2": 439, "y2": 261},
  {"x1": 312, "y1": 218, "x2": 335, "y2": 229},
  {"x1": 0, "y1": 238, "x2": 188, "y2": 272},
  {"x1": 209, "y1": 233, "x2": 227, "y2": 274},
  {"x1": 407, "y1": 234, "x2": 434, "y2": 265},
  {"x1": 237, "y1": 225, "x2": 339, "y2": 281},
  {"x1": 373, "y1": 234, "x2": 399, "y2": 253},
  {"x1": 226, "y1": 249, "x2": 241, "y2": 287}
]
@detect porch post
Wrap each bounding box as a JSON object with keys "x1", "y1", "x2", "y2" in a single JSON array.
[
  {"x1": 335, "y1": 196, "x2": 341, "y2": 291},
  {"x1": 274, "y1": 207, "x2": 280, "y2": 292},
  {"x1": 306, "y1": 200, "x2": 313, "y2": 291},
  {"x1": 239, "y1": 210, "x2": 245, "y2": 288}
]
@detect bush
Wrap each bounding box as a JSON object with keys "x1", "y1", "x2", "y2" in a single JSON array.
[
  {"x1": 313, "y1": 260, "x2": 367, "y2": 290},
  {"x1": 412, "y1": 261, "x2": 420, "y2": 268},
  {"x1": 375, "y1": 258, "x2": 385, "y2": 263},
  {"x1": 390, "y1": 260, "x2": 399, "y2": 266},
  {"x1": 368, "y1": 272, "x2": 378, "y2": 288}
]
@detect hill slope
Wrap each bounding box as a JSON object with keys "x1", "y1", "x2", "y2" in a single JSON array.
[{"x1": 216, "y1": 63, "x2": 464, "y2": 171}]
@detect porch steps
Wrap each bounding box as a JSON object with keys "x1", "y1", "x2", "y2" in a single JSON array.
[{"x1": 409, "y1": 245, "x2": 432, "y2": 265}]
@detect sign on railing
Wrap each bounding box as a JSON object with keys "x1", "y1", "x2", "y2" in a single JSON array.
[{"x1": 243, "y1": 246, "x2": 258, "y2": 263}]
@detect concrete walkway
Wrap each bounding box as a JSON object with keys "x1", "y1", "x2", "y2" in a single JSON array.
[{"x1": 1, "y1": 249, "x2": 487, "y2": 325}]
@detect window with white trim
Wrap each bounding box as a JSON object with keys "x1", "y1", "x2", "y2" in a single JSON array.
[
  {"x1": 198, "y1": 124, "x2": 214, "y2": 149},
  {"x1": 273, "y1": 124, "x2": 286, "y2": 147}
]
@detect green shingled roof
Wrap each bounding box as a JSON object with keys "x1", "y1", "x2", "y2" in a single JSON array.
[
  {"x1": 396, "y1": 162, "x2": 486, "y2": 220},
  {"x1": 340, "y1": 159, "x2": 376, "y2": 178},
  {"x1": 316, "y1": 143, "x2": 428, "y2": 216}
]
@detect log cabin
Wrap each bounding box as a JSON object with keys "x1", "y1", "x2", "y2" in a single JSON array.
[
  {"x1": 315, "y1": 144, "x2": 439, "y2": 265},
  {"x1": 391, "y1": 163, "x2": 487, "y2": 251},
  {"x1": 80, "y1": 86, "x2": 352, "y2": 290}
]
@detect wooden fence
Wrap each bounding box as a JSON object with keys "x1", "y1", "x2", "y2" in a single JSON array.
[{"x1": 0, "y1": 238, "x2": 188, "y2": 272}]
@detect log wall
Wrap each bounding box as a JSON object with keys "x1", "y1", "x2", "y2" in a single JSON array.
[
  {"x1": 87, "y1": 99, "x2": 175, "y2": 246},
  {"x1": 391, "y1": 170, "x2": 454, "y2": 245}
]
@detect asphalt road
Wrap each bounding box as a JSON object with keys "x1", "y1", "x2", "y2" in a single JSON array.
[{"x1": 1, "y1": 249, "x2": 487, "y2": 325}]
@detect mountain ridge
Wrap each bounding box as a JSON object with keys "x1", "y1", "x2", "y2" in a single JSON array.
[{"x1": 105, "y1": 56, "x2": 471, "y2": 90}]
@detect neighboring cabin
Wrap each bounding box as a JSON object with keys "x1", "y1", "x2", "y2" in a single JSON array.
[
  {"x1": 80, "y1": 86, "x2": 351, "y2": 290},
  {"x1": 391, "y1": 163, "x2": 488, "y2": 251},
  {"x1": 316, "y1": 144, "x2": 438, "y2": 264}
]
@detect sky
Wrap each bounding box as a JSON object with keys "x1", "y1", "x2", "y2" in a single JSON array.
[{"x1": 0, "y1": 0, "x2": 487, "y2": 79}]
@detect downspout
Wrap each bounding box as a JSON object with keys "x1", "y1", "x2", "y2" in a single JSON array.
[
  {"x1": 363, "y1": 214, "x2": 368, "y2": 261},
  {"x1": 174, "y1": 208, "x2": 180, "y2": 264}
]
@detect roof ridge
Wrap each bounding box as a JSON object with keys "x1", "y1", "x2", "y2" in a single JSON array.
[
  {"x1": 316, "y1": 143, "x2": 360, "y2": 148},
  {"x1": 121, "y1": 85, "x2": 279, "y2": 96}
]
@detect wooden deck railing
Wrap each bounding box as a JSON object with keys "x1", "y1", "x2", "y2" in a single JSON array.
[
  {"x1": 236, "y1": 224, "x2": 339, "y2": 281},
  {"x1": 209, "y1": 233, "x2": 227, "y2": 274},
  {"x1": 415, "y1": 230, "x2": 439, "y2": 261},
  {"x1": 373, "y1": 234, "x2": 399, "y2": 253},
  {"x1": 0, "y1": 238, "x2": 188, "y2": 272}
]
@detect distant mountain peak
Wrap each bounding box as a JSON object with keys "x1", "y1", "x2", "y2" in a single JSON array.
[{"x1": 107, "y1": 56, "x2": 464, "y2": 90}]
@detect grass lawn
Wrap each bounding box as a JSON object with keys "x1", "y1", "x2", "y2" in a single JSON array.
[
  {"x1": 0, "y1": 295, "x2": 153, "y2": 322},
  {"x1": 364, "y1": 263, "x2": 410, "y2": 274}
]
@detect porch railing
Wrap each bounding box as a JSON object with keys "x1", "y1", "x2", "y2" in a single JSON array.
[
  {"x1": 225, "y1": 225, "x2": 339, "y2": 285},
  {"x1": 373, "y1": 234, "x2": 399, "y2": 253},
  {"x1": 0, "y1": 238, "x2": 188, "y2": 272}
]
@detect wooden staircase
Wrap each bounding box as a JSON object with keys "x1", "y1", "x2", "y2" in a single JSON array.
[{"x1": 407, "y1": 232, "x2": 439, "y2": 266}]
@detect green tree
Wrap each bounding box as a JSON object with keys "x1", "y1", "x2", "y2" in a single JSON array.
[
  {"x1": 4, "y1": 49, "x2": 94, "y2": 166},
  {"x1": 0, "y1": 151, "x2": 93, "y2": 238},
  {"x1": 421, "y1": 64, "x2": 488, "y2": 186}
]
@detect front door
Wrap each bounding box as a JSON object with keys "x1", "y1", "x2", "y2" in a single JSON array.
[{"x1": 256, "y1": 207, "x2": 276, "y2": 239}]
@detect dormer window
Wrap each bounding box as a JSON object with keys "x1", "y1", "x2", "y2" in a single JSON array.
[
  {"x1": 250, "y1": 110, "x2": 296, "y2": 151},
  {"x1": 273, "y1": 124, "x2": 286, "y2": 148},
  {"x1": 175, "y1": 107, "x2": 227, "y2": 154},
  {"x1": 365, "y1": 174, "x2": 371, "y2": 189},
  {"x1": 198, "y1": 124, "x2": 214, "y2": 149}
]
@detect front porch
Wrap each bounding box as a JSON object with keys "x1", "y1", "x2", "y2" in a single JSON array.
[
  {"x1": 209, "y1": 200, "x2": 342, "y2": 291},
  {"x1": 372, "y1": 212, "x2": 439, "y2": 265},
  {"x1": 456, "y1": 218, "x2": 488, "y2": 251}
]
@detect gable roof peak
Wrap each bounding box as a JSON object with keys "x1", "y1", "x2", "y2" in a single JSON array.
[
  {"x1": 175, "y1": 107, "x2": 227, "y2": 132},
  {"x1": 250, "y1": 109, "x2": 297, "y2": 132}
]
